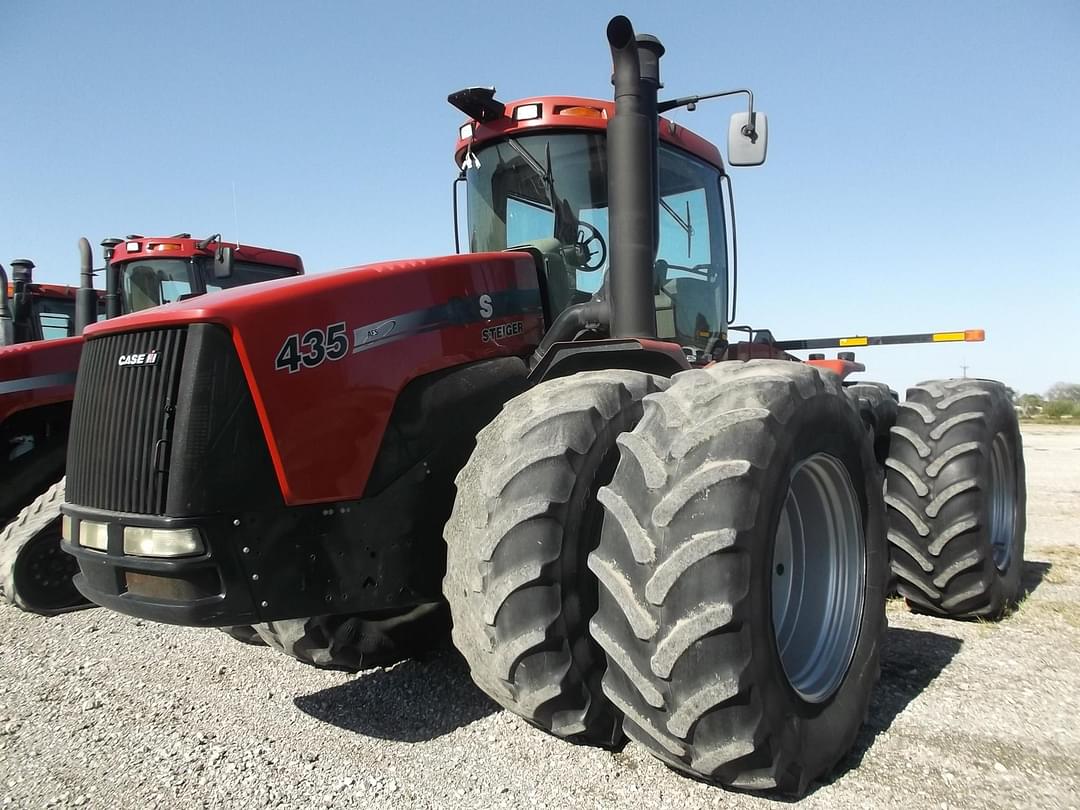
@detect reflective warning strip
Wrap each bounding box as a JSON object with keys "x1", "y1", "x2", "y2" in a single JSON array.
[
  {"x1": 0, "y1": 371, "x2": 77, "y2": 395},
  {"x1": 838, "y1": 336, "x2": 869, "y2": 347},
  {"x1": 931, "y1": 332, "x2": 966, "y2": 342}
]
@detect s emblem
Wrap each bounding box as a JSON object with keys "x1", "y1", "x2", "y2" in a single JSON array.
[{"x1": 479, "y1": 294, "x2": 493, "y2": 319}]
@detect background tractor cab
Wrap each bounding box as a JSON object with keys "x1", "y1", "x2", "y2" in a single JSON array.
[{"x1": 1, "y1": 260, "x2": 104, "y2": 345}]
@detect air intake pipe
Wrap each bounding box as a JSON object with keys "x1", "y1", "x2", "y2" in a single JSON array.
[
  {"x1": 102, "y1": 237, "x2": 123, "y2": 319},
  {"x1": 606, "y1": 15, "x2": 664, "y2": 339},
  {"x1": 0, "y1": 263, "x2": 11, "y2": 346},
  {"x1": 75, "y1": 237, "x2": 97, "y2": 334}
]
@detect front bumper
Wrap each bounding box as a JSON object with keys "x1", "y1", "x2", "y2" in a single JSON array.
[{"x1": 61, "y1": 464, "x2": 444, "y2": 627}]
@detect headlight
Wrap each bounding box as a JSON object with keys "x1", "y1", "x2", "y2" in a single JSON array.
[
  {"x1": 79, "y1": 520, "x2": 109, "y2": 552},
  {"x1": 123, "y1": 527, "x2": 204, "y2": 558}
]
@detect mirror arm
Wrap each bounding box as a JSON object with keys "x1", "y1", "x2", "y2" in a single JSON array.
[
  {"x1": 452, "y1": 169, "x2": 467, "y2": 254},
  {"x1": 658, "y1": 89, "x2": 757, "y2": 139},
  {"x1": 720, "y1": 173, "x2": 738, "y2": 324}
]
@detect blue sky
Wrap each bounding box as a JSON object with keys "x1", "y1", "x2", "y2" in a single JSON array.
[{"x1": 2, "y1": 1, "x2": 1077, "y2": 395}]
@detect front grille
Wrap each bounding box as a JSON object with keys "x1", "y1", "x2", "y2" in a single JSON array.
[{"x1": 67, "y1": 328, "x2": 187, "y2": 515}]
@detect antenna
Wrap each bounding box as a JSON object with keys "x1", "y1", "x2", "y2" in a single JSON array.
[
  {"x1": 232, "y1": 181, "x2": 241, "y2": 249},
  {"x1": 960, "y1": 360, "x2": 969, "y2": 379}
]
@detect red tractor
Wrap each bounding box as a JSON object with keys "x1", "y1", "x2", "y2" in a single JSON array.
[
  {"x1": 1, "y1": 235, "x2": 302, "y2": 615},
  {"x1": 58, "y1": 17, "x2": 1024, "y2": 794}
]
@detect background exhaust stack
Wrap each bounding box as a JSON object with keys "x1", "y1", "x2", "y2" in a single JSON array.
[
  {"x1": 75, "y1": 237, "x2": 96, "y2": 335},
  {"x1": 606, "y1": 15, "x2": 664, "y2": 339},
  {"x1": 0, "y1": 263, "x2": 11, "y2": 345}
]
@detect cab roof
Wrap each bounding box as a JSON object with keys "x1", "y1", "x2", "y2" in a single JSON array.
[
  {"x1": 110, "y1": 237, "x2": 304, "y2": 272},
  {"x1": 453, "y1": 95, "x2": 725, "y2": 171}
]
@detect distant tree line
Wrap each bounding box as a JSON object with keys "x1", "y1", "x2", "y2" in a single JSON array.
[{"x1": 1014, "y1": 382, "x2": 1080, "y2": 419}]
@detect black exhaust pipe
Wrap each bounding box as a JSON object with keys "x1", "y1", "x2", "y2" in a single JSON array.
[
  {"x1": 0, "y1": 262, "x2": 11, "y2": 345},
  {"x1": 75, "y1": 238, "x2": 96, "y2": 334},
  {"x1": 9, "y1": 258, "x2": 34, "y2": 342},
  {"x1": 101, "y1": 237, "x2": 123, "y2": 319},
  {"x1": 606, "y1": 15, "x2": 664, "y2": 339}
]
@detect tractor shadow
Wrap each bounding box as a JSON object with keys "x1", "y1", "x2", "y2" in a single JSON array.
[
  {"x1": 1019, "y1": 560, "x2": 1052, "y2": 601},
  {"x1": 825, "y1": 625, "x2": 962, "y2": 786},
  {"x1": 293, "y1": 649, "x2": 498, "y2": 742}
]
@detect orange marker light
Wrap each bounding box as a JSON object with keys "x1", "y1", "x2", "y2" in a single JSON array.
[
  {"x1": 556, "y1": 105, "x2": 605, "y2": 118},
  {"x1": 964, "y1": 329, "x2": 986, "y2": 342},
  {"x1": 150, "y1": 243, "x2": 183, "y2": 252}
]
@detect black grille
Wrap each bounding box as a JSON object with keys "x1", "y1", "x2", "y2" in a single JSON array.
[{"x1": 67, "y1": 328, "x2": 187, "y2": 515}]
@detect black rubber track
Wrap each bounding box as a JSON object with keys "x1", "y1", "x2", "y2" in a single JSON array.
[
  {"x1": 255, "y1": 602, "x2": 449, "y2": 672},
  {"x1": 885, "y1": 378, "x2": 1026, "y2": 619},
  {"x1": 0, "y1": 477, "x2": 91, "y2": 615},
  {"x1": 845, "y1": 381, "x2": 898, "y2": 467},
  {"x1": 589, "y1": 360, "x2": 886, "y2": 794},
  {"x1": 444, "y1": 370, "x2": 668, "y2": 746}
]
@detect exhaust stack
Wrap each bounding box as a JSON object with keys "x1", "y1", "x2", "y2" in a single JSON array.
[
  {"x1": 75, "y1": 237, "x2": 97, "y2": 334},
  {"x1": 606, "y1": 15, "x2": 664, "y2": 339},
  {"x1": 0, "y1": 263, "x2": 11, "y2": 346}
]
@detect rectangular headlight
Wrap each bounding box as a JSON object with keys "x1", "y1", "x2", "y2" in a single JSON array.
[
  {"x1": 80, "y1": 520, "x2": 109, "y2": 552},
  {"x1": 123, "y1": 527, "x2": 204, "y2": 558},
  {"x1": 61, "y1": 514, "x2": 73, "y2": 543}
]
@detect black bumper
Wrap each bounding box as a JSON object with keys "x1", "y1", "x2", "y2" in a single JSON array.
[{"x1": 60, "y1": 458, "x2": 446, "y2": 627}]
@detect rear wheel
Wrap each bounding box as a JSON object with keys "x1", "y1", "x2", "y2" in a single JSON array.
[
  {"x1": 0, "y1": 478, "x2": 91, "y2": 615},
  {"x1": 885, "y1": 378, "x2": 1026, "y2": 618},
  {"x1": 255, "y1": 602, "x2": 449, "y2": 671},
  {"x1": 590, "y1": 361, "x2": 886, "y2": 794},
  {"x1": 845, "y1": 381, "x2": 898, "y2": 468},
  {"x1": 444, "y1": 370, "x2": 667, "y2": 746}
]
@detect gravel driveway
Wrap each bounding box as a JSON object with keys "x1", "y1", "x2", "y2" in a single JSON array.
[{"x1": 1, "y1": 426, "x2": 1077, "y2": 809}]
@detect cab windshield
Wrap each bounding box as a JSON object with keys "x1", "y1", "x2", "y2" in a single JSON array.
[
  {"x1": 120, "y1": 257, "x2": 297, "y2": 313},
  {"x1": 466, "y1": 132, "x2": 728, "y2": 350}
]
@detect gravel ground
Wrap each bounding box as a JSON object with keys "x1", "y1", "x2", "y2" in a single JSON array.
[{"x1": 1, "y1": 425, "x2": 1078, "y2": 809}]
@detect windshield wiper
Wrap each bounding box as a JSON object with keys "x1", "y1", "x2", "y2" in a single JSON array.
[
  {"x1": 504, "y1": 139, "x2": 578, "y2": 243},
  {"x1": 660, "y1": 198, "x2": 693, "y2": 257}
]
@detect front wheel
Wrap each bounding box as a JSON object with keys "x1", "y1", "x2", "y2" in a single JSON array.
[{"x1": 590, "y1": 361, "x2": 886, "y2": 794}]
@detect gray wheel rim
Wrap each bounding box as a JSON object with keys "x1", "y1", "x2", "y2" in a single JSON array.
[
  {"x1": 772, "y1": 453, "x2": 865, "y2": 704},
  {"x1": 988, "y1": 432, "x2": 1017, "y2": 571}
]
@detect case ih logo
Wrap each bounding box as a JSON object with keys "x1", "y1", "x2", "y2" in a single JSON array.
[{"x1": 117, "y1": 350, "x2": 159, "y2": 367}]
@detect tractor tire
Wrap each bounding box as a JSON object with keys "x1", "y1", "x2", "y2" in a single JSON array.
[
  {"x1": 254, "y1": 602, "x2": 449, "y2": 672},
  {"x1": 0, "y1": 478, "x2": 91, "y2": 615},
  {"x1": 885, "y1": 378, "x2": 1026, "y2": 619},
  {"x1": 845, "y1": 381, "x2": 898, "y2": 467},
  {"x1": 218, "y1": 625, "x2": 267, "y2": 646},
  {"x1": 444, "y1": 370, "x2": 668, "y2": 747},
  {"x1": 589, "y1": 360, "x2": 886, "y2": 794}
]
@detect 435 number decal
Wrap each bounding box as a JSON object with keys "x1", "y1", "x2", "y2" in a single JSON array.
[{"x1": 274, "y1": 322, "x2": 349, "y2": 373}]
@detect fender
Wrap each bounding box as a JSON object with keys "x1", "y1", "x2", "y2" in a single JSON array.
[{"x1": 529, "y1": 337, "x2": 690, "y2": 383}]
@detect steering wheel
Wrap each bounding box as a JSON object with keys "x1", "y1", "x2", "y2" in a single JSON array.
[{"x1": 575, "y1": 222, "x2": 607, "y2": 271}]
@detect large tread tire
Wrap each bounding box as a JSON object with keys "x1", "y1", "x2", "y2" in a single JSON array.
[
  {"x1": 218, "y1": 625, "x2": 267, "y2": 646},
  {"x1": 0, "y1": 478, "x2": 91, "y2": 615},
  {"x1": 444, "y1": 370, "x2": 668, "y2": 746},
  {"x1": 846, "y1": 381, "x2": 898, "y2": 467},
  {"x1": 254, "y1": 602, "x2": 449, "y2": 672},
  {"x1": 885, "y1": 378, "x2": 1026, "y2": 619},
  {"x1": 590, "y1": 360, "x2": 886, "y2": 794}
]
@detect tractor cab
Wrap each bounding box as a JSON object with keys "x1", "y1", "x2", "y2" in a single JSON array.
[
  {"x1": 454, "y1": 95, "x2": 739, "y2": 358},
  {"x1": 108, "y1": 237, "x2": 304, "y2": 314}
]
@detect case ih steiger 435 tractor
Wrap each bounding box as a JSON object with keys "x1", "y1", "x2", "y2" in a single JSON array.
[
  {"x1": 59, "y1": 16, "x2": 1024, "y2": 794},
  {"x1": 1, "y1": 236, "x2": 302, "y2": 616}
]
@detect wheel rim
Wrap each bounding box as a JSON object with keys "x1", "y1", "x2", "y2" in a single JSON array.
[
  {"x1": 10, "y1": 523, "x2": 86, "y2": 613},
  {"x1": 772, "y1": 453, "x2": 865, "y2": 704},
  {"x1": 988, "y1": 432, "x2": 1017, "y2": 571}
]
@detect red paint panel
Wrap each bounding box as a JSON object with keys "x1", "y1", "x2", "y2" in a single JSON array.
[
  {"x1": 453, "y1": 96, "x2": 725, "y2": 170},
  {"x1": 87, "y1": 253, "x2": 544, "y2": 505},
  {"x1": 805, "y1": 358, "x2": 866, "y2": 380},
  {"x1": 0, "y1": 336, "x2": 82, "y2": 424}
]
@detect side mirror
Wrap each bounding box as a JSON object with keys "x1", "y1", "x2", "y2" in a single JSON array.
[
  {"x1": 728, "y1": 111, "x2": 768, "y2": 167},
  {"x1": 214, "y1": 246, "x2": 234, "y2": 279}
]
